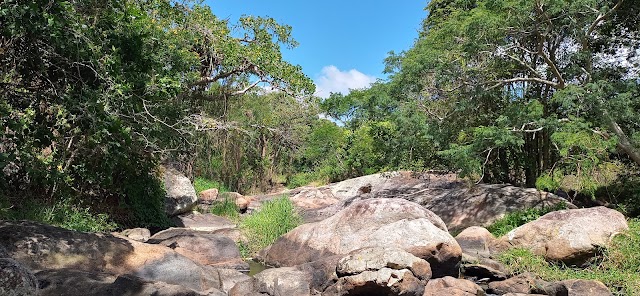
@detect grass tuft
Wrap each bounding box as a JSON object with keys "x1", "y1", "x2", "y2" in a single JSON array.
[
  {"x1": 194, "y1": 177, "x2": 229, "y2": 194},
  {"x1": 240, "y1": 196, "x2": 301, "y2": 257},
  {"x1": 209, "y1": 195, "x2": 239, "y2": 220},
  {"x1": 497, "y1": 219, "x2": 640, "y2": 295},
  {"x1": 487, "y1": 203, "x2": 567, "y2": 237}
]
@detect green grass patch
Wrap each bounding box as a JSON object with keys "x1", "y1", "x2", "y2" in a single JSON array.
[
  {"x1": 194, "y1": 177, "x2": 229, "y2": 194},
  {"x1": 209, "y1": 195, "x2": 240, "y2": 221},
  {"x1": 497, "y1": 219, "x2": 640, "y2": 295},
  {"x1": 2, "y1": 198, "x2": 118, "y2": 232},
  {"x1": 487, "y1": 203, "x2": 568, "y2": 237},
  {"x1": 240, "y1": 196, "x2": 302, "y2": 257}
]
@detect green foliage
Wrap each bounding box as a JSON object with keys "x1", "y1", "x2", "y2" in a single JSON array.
[
  {"x1": 1, "y1": 198, "x2": 118, "y2": 232},
  {"x1": 487, "y1": 204, "x2": 568, "y2": 237},
  {"x1": 194, "y1": 177, "x2": 229, "y2": 194},
  {"x1": 240, "y1": 196, "x2": 301, "y2": 256},
  {"x1": 209, "y1": 196, "x2": 239, "y2": 221},
  {"x1": 498, "y1": 219, "x2": 640, "y2": 295}
]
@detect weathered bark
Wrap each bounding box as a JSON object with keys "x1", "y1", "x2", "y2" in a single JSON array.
[{"x1": 608, "y1": 119, "x2": 640, "y2": 166}]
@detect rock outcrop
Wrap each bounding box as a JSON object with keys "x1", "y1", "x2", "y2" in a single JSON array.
[
  {"x1": 0, "y1": 258, "x2": 38, "y2": 296},
  {"x1": 276, "y1": 171, "x2": 570, "y2": 231},
  {"x1": 259, "y1": 198, "x2": 461, "y2": 277},
  {"x1": 501, "y1": 206, "x2": 628, "y2": 264}
]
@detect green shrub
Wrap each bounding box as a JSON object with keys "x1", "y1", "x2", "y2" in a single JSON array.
[
  {"x1": 240, "y1": 196, "x2": 301, "y2": 257},
  {"x1": 487, "y1": 203, "x2": 568, "y2": 237},
  {"x1": 3, "y1": 198, "x2": 118, "y2": 232},
  {"x1": 498, "y1": 220, "x2": 640, "y2": 295}
]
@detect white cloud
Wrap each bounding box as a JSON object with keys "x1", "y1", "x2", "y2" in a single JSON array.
[{"x1": 314, "y1": 65, "x2": 377, "y2": 98}]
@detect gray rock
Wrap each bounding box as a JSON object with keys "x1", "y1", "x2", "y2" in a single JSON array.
[
  {"x1": 336, "y1": 247, "x2": 432, "y2": 281},
  {"x1": 171, "y1": 213, "x2": 236, "y2": 232},
  {"x1": 487, "y1": 273, "x2": 548, "y2": 294},
  {"x1": 163, "y1": 166, "x2": 198, "y2": 216},
  {"x1": 543, "y1": 279, "x2": 613, "y2": 296},
  {"x1": 0, "y1": 258, "x2": 38, "y2": 296},
  {"x1": 120, "y1": 228, "x2": 151, "y2": 242},
  {"x1": 258, "y1": 198, "x2": 461, "y2": 278},
  {"x1": 456, "y1": 226, "x2": 496, "y2": 258},
  {"x1": 152, "y1": 231, "x2": 248, "y2": 270}
]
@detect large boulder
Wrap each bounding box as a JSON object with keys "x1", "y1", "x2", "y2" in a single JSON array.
[
  {"x1": 455, "y1": 226, "x2": 496, "y2": 258},
  {"x1": 543, "y1": 279, "x2": 612, "y2": 296},
  {"x1": 258, "y1": 198, "x2": 461, "y2": 277},
  {"x1": 323, "y1": 247, "x2": 432, "y2": 296},
  {"x1": 501, "y1": 207, "x2": 628, "y2": 264},
  {"x1": 119, "y1": 228, "x2": 151, "y2": 242},
  {"x1": 282, "y1": 171, "x2": 570, "y2": 231},
  {"x1": 0, "y1": 258, "x2": 38, "y2": 296},
  {"x1": 0, "y1": 220, "x2": 233, "y2": 292},
  {"x1": 151, "y1": 231, "x2": 248, "y2": 270},
  {"x1": 163, "y1": 166, "x2": 198, "y2": 216}
]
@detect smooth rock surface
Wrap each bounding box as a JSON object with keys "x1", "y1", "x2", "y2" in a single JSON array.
[
  {"x1": 502, "y1": 207, "x2": 628, "y2": 264},
  {"x1": 456, "y1": 226, "x2": 496, "y2": 258},
  {"x1": 487, "y1": 273, "x2": 548, "y2": 294},
  {"x1": 170, "y1": 213, "x2": 236, "y2": 232},
  {"x1": 120, "y1": 228, "x2": 151, "y2": 242},
  {"x1": 152, "y1": 232, "x2": 248, "y2": 270},
  {"x1": 543, "y1": 279, "x2": 613, "y2": 296},
  {"x1": 259, "y1": 198, "x2": 461, "y2": 278}
]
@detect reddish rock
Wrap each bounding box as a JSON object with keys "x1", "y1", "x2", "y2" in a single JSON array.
[
  {"x1": 422, "y1": 276, "x2": 484, "y2": 296},
  {"x1": 501, "y1": 207, "x2": 628, "y2": 264},
  {"x1": 199, "y1": 188, "x2": 219, "y2": 203},
  {"x1": 259, "y1": 198, "x2": 461, "y2": 278}
]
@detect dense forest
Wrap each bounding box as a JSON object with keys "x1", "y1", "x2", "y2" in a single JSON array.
[{"x1": 1, "y1": 0, "x2": 639, "y2": 228}]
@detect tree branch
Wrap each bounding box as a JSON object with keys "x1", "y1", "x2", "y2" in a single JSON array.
[
  {"x1": 488, "y1": 77, "x2": 559, "y2": 89},
  {"x1": 586, "y1": 0, "x2": 625, "y2": 37}
]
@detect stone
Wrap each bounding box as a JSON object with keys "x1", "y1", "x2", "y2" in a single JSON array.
[
  {"x1": 0, "y1": 220, "x2": 229, "y2": 293},
  {"x1": 258, "y1": 198, "x2": 461, "y2": 278},
  {"x1": 323, "y1": 247, "x2": 433, "y2": 296},
  {"x1": 543, "y1": 279, "x2": 613, "y2": 296},
  {"x1": 324, "y1": 268, "x2": 425, "y2": 296},
  {"x1": 229, "y1": 267, "x2": 314, "y2": 296},
  {"x1": 120, "y1": 228, "x2": 151, "y2": 242},
  {"x1": 163, "y1": 166, "x2": 198, "y2": 216},
  {"x1": 35, "y1": 269, "x2": 227, "y2": 296},
  {"x1": 487, "y1": 273, "x2": 548, "y2": 295},
  {"x1": 336, "y1": 247, "x2": 432, "y2": 281},
  {"x1": 0, "y1": 258, "x2": 38, "y2": 296},
  {"x1": 502, "y1": 207, "x2": 628, "y2": 264},
  {"x1": 461, "y1": 263, "x2": 507, "y2": 282},
  {"x1": 170, "y1": 213, "x2": 235, "y2": 232},
  {"x1": 199, "y1": 188, "x2": 219, "y2": 203},
  {"x1": 422, "y1": 276, "x2": 485, "y2": 296},
  {"x1": 152, "y1": 231, "x2": 248, "y2": 270},
  {"x1": 456, "y1": 226, "x2": 496, "y2": 258}
]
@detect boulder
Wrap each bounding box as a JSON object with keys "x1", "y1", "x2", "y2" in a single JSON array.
[
  {"x1": 487, "y1": 273, "x2": 548, "y2": 294},
  {"x1": 199, "y1": 188, "x2": 219, "y2": 203},
  {"x1": 324, "y1": 268, "x2": 425, "y2": 296},
  {"x1": 229, "y1": 267, "x2": 314, "y2": 296},
  {"x1": 324, "y1": 247, "x2": 432, "y2": 296},
  {"x1": 35, "y1": 269, "x2": 228, "y2": 296},
  {"x1": 502, "y1": 207, "x2": 628, "y2": 264},
  {"x1": 163, "y1": 167, "x2": 198, "y2": 216},
  {"x1": 422, "y1": 276, "x2": 484, "y2": 296},
  {"x1": 171, "y1": 213, "x2": 235, "y2": 232},
  {"x1": 0, "y1": 258, "x2": 38, "y2": 296},
  {"x1": 0, "y1": 220, "x2": 231, "y2": 292},
  {"x1": 152, "y1": 231, "x2": 248, "y2": 270},
  {"x1": 120, "y1": 228, "x2": 151, "y2": 242},
  {"x1": 543, "y1": 279, "x2": 613, "y2": 296},
  {"x1": 455, "y1": 226, "x2": 496, "y2": 258},
  {"x1": 283, "y1": 171, "x2": 570, "y2": 230},
  {"x1": 259, "y1": 198, "x2": 461, "y2": 278}
]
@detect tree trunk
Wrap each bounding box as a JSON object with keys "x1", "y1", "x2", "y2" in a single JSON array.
[{"x1": 608, "y1": 119, "x2": 640, "y2": 166}]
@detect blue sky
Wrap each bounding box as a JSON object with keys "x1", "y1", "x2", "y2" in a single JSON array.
[{"x1": 205, "y1": 0, "x2": 428, "y2": 97}]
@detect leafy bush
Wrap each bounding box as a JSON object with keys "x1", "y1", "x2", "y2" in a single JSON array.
[
  {"x1": 498, "y1": 219, "x2": 640, "y2": 295},
  {"x1": 240, "y1": 196, "x2": 301, "y2": 257},
  {"x1": 2, "y1": 198, "x2": 118, "y2": 232},
  {"x1": 487, "y1": 203, "x2": 568, "y2": 237}
]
